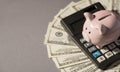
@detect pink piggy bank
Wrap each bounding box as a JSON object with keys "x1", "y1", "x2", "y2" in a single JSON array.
[{"x1": 82, "y1": 10, "x2": 120, "y2": 48}]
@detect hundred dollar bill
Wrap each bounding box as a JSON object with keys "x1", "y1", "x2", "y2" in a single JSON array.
[
  {"x1": 54, "y1": 2, "x2": 77, "y2": 19},
  {"x1": 49, "y1": 18, "x2": 64, "y2": 30},
  {"x1": 72, "y1": 0, "x2": 91, "y2": 11},
  {"x1": 44, "y1": 27, "x2": 76, "y2": 46},
  {"x1": 63, "y1": 63, "x2": 98, "y2": 72},
  {"x1": 80, "y1": 64, "x2": 98, "y2": 72},
  {"x1": 61, "y1": 61, "x2": 119, "y2": 72},
  {"x1": 91, "y1": 0, "x2": 113, "y2": 10},
  {"x1": 47, "y1": 44, "x2": 81, "y2": 58},
  {"x1": 113, "y1": 0, "x2": 120, "y2": 14},
  {"x1": 52, "y1": 53, "x2": 90, "y2": 68},
  {"x1": 61, "y1": 61, "x2": 92, "y2": 72}
]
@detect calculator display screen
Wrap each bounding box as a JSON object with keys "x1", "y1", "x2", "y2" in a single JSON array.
[{"x1": 70, "y1": 18, "x2": 85, "y2": 35}]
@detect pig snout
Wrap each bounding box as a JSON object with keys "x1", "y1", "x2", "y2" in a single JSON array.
[{"x1": 82, "y1": 31, "x2": 91, "y2": 42}]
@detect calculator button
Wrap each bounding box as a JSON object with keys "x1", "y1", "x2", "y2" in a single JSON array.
[
  {"x1": 84, "y1": 42, "x2": 93, "y2": 48},
  {"x1": 80, "y1": 38, "x2": 86, "y2": 43},
  {"x1": 88, "y1": 46, "x2": 97, "y2": 53},
  {"x1": 97, "y1": 56, "x2": 105, "y2": 63},
  {"x1": 112, "y1": 48, "x2": 120, "y2": 55},
  {"x1": 100, "y1": 47, "x2": 109, "y2": 54},
  {"x1": 92, "y1": 51, "x2": 101, "y2": 58},
  {"x1": 105, "y1": 51, "x2": 113, "y2": 59},
  {"x1": 108, "y1": 43, "x2": 116, "y2": 50},
  {"x1": 115, "y1": 40, "x2": 120, "y2": 46}
]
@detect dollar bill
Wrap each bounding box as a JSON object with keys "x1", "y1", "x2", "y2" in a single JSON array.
[
  {"x1": 54, "y1": 2, "x2": 77, "y2": 19},
  {"x1": 49, "y1": 18, "x2": 64, "y2": 30},
  {"x1": 72, "y1": 0, "x2": 91, "y2": 11},
  {"x1": 47, "y1": 44, "x2": 81, "y2": 58},
  {"x1": 91, "y1": 0, "x2": 113, "y2": 10},
  {"x1": 61, "y1": 62, "x2": 120, "y2": 72},
  {"x1": 62, "y1": 63, "x2": 98, "y2": 72},
  {"x1": 61, "y1": 61, "x2": 92, "y2": 72},
  {"x1": 44, "y1": 27, "x2": 76, "y2": 46},
  {"x1": 52, "y1": 53, "x2": 90, "y2": 68},
  {"x1": 80, "y1": 64, "x2": 98, "y2": 72},
  {"x1": 61, "y1": 63, "x2": 120, "y2": 72}
]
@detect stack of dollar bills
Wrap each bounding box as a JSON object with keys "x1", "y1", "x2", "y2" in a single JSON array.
[{"x1": 44, "y1": 0, "x2": 120, "y2": 72}]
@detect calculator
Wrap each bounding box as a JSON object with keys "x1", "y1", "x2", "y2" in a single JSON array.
[{"x1": 61, "y1": 2, "x2": 120, "y2": 70}]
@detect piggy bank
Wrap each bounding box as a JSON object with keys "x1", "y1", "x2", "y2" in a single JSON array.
[{"x1": 82, "y1": 10, "x2": 120, "y2": 48}]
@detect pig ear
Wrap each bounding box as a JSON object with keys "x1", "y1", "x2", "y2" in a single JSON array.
[
  {"x1": 97, "y1": 24, "x2": 108, "y2": 35},
  {"x1": 84, "y1": 12, "x2": 93, "y2": 21}
]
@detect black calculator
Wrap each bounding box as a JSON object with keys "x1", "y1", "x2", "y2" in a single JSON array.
[{"x1": 61, "y1": 2, "x2": 120, "y2": 70}]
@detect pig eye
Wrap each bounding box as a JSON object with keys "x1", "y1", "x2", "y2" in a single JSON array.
[
  {"x1": 86, "y1": 28, "x2": 87, "y2": 30},
  {"x1": 93, "y1": 15, "x2": 95, "y2": 18},
  {"x1": 89, "y1": 32, "x2": 91, "y2": 34}
]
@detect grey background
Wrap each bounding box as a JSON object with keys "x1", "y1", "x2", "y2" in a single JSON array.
[{"x1": 0, "y1": 0, "x2": 79, "y2": 72}]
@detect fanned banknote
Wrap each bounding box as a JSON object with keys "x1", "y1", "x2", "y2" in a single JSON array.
[
  {"x1": 60, "y1": 61, "x2": 93, "y2": 72},
  {"x1": 73, "y1": 0, "x2": 91, "y2": 11},
  {"x1": 54, "y1": 1, "x2": 77, "y2": 19},
  {"x1": 49, "y1": 18, "x2": 64, "y2": 30},
  {"x1": 47, "y1": 44, "x2": 81, "y2": 58},
  {"x1": 52, "y1": 53, "x2": 90, "y2": 68},
  {"x1": 44, "y1": 0, "x2": 120, "y2": 72},
  {"x1": 44, "y1": 27, "x2": 76, "y2": 46}
]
